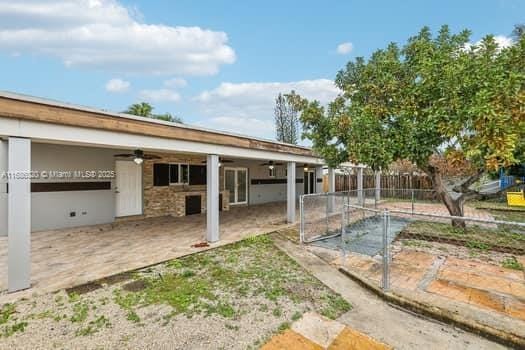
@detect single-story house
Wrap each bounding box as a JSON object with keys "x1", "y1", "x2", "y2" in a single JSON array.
[{"x1": 0, "y1": 91, "x2": 328, "y2": 293}]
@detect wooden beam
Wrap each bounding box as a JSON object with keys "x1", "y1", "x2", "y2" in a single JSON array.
[{"x1": 0, "y1": 96, "x2": 314, "y2": 156}]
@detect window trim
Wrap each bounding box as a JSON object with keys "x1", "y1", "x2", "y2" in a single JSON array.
[{"x1": 169, "y1": 163, "x2": 189, "y2": 185}]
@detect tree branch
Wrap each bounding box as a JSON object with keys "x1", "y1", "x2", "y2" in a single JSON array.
[{"x1": 452, "y1": 168, "x2": 485, "y2": 193}]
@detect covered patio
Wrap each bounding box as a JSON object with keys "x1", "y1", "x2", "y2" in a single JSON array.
[
  {"x1": 0, "y1": 91, "x2": 327, "y2": 295},
  {"x1": 0, "y1": 202, "x2": 293, "y2": 301}
]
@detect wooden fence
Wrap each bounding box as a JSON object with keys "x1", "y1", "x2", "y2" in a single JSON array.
[{"x1": 322, "y1": 174, "x2": 433, "y2": 192}]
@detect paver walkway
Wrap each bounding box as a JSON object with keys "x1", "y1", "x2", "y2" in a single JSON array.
[
  {"x1": 274, "y1": 235, "x2": 507, "y2": 349},
  {"x1": 262, "y1": 312, "x2": 391, "y2": 350},
  {"x1": 0, "y1": 202, "x2": 292, "y2": 303},
  {"x1": 336, "y1": 250, "x2": 525, "y2": 322}
]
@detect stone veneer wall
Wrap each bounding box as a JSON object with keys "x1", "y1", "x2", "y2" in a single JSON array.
[{"x1": 143, "y1": 153, "x2": 229, "y2": 218}]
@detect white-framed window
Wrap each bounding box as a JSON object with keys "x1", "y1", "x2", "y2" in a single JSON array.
[{"x1": 169, "y1": 163, "x2": 189, "y2": 184}]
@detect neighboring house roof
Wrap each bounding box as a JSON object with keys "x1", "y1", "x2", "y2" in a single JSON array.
[{"x1": 0, "y1": 90, "x2": 315, "y2": 157}]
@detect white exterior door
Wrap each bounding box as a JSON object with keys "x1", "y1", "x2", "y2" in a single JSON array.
[
  {"x1": 224, "y1": 167, "x2": 248, "y2": 205},
  {"x1": 115, "y1": 160, "x2": 142, "y2": 217}
]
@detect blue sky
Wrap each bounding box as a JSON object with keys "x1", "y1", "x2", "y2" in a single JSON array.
[{"x1": 0, "y1": 0, "x2": 523, "y2": 141}]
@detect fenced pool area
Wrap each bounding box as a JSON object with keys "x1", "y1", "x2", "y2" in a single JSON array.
[{"x1": 300, "y1": 189, "x2": 525, "y2": 331}]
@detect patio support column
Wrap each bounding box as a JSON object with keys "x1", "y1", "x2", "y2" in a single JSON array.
[
  {"x1": 206, "y1": 154, "x2": 220, "y2": 243},
  {"x1": 375, "y1": 170, "x2": 381, "y2": 202},
  {"x1": 357, "y1": 166, "x2": 364, "y2": 206},
  {"x1": 286, "y1": 162, "x2": 296, "y2": 223},
  {"x1": 8, "y1": 137, "x2": 31, "y2": 292},
  {"x1": 327, "y1": 167, "x2": 335, "y2": 212}
]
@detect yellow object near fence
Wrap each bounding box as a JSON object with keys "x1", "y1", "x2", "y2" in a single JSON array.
[{"x1": 507, "y1": 191, "x2": 525, "y2": 207}]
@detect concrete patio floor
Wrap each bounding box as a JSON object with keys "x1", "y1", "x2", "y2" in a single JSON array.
[{"x1": 0, "y1": 202, "x2": 293, "y2": 302}]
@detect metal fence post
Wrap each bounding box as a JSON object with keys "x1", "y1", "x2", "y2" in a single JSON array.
[
  {"x1": 382, "y1": 209, "x2": 390, "y2": 291},
  {"x1": 411, "y1": 189, "x2": 415, "y2": 214},
  {"x1": 341, "y1": 203, "x2": 346, "y2": 254},
  {"x1": 299, "y1": 195, "x2": 304, "y2": 244},
  {"x1": 325, "y1": 194, "x2": 330, "y2": 235}
]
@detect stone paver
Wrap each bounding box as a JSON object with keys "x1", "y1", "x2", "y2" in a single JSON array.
[
  {"x1": 336, "y1": 247, "x2": 525, "y2": 322},
  {"x1": 329, "y1": 327, "x2": 392, "y2": 350},
  {"x1": 261, "y1": 329, "x2": 323, "y2": 350},
  {"x1": 279, "y1": 236, "x2": 509, "y2": 349},
  {"x1": 291, "y1": 312, "x2": 345, "y2": 348},
  {"x1": 262, "y1": 312, "x2": 391, "y2": 350},
  {"x1": 0, "y1": 202, "x2": 293, "y2": 303}
]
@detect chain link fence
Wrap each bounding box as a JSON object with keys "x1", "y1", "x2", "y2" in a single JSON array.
[
  {"x1": 301, "y1": 189, "x2": 525, "y2": 294},
  {"x1": 300, "y1": 189, "x2": 378, "y2": 243}
]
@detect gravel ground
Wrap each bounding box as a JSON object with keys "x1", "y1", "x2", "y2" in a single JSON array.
[{"x1": 0, "y1": 235, "x2": 350, "y2": 350}]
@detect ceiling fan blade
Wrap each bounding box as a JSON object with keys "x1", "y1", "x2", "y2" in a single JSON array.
[
  {"x1": 143, "y1": 154, "x2": 161, "y2": 160},
  {"x1": 114, "y1": 154, "x2": 133, "y2": 157}
]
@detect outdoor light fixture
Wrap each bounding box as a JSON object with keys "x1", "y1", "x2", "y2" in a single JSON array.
[
  {"x1": 133, "y1": 149, "x2": 144, "y2": 165},
  {"x1": 268, "y1": 161, "x2": 275, "y2": 170},
  {"x1": 303, "y1": 164, "x2": 309, "y2": 171},
  {"x1": 218, "y1": 161, "x2": 222, "y2": 168}
]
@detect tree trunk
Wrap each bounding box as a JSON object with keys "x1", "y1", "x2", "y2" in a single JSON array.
[{"x1": 426, "y1": 166, "x2": 466, "y2": 228}]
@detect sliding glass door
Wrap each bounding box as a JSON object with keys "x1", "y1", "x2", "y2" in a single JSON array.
[{"x1": 224, "y1": 167, "x2": 248, "y2": 204}]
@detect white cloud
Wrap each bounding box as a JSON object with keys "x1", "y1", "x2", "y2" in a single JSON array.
[
  {"x1": 464, "y1": 35, "x2": 514, "y2": 51},
  {"x1": 194, "y1": 79, "x2": 341, "y2": 139},
  {"x1": 164, "y1": 78, "x2": 187, "y2": 88},
  {"x1": 0, "y1": 0, "x2": 236, "y2": 76},
  {"x1": 105, "y1": 78, "x2": 130, "y2": 93},
  {"x1": 336, "y1": 42, "x2": 353, "y2": 55},
  {"x1": 493, "y1": 35, "x2": 513, "y2": 49},
  {"x1": 139, "y1": 89, "x2": 181, "y2": 102}
]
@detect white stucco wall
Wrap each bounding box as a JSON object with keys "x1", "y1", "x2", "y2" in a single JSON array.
[
  {"x1": 3, "y1": 142, "x2": 323, "y2": 233},
  {"x1": 225, "y1": 160, "x2": 322, "y2": 205},
  {"x1": 31, "y1": 143, "x2": 120, "y2": 231},
  {"x1": 0, "y1": 140, "x2": 7, "y2": 236}
]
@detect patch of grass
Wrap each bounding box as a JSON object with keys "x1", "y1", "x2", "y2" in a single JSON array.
[
  {"x1": 272, "y1": 308, "x2": 282, "y2": 317},
  {"x1": 402, "y1": 221, "x2": 525, "y2": 253},
  {"x1": 277, "y1": 322, "x2": 290, "y2": 332},
  {"x1": 470, "y1": 200, "x2": 525, "y2": 213},
  {"x1": 502, "y1": 257, "x2": 524, "y2": 271},
  {"x1": 291, "y1": 311, "x2": 302, "y2": 321},
  {"x1": 28, "y1": 310, "x2": 63, "y2": 322},
  {"x1": 126, "y1": 310, "x2": 140, "y2": 323},
  {"x1": 111, "y1": 234, "x2": 351, "y2": 325},
  {"x1": 75, "y1": 315, "x2": 111, "y2": 336},
  {"x1": 0, "y1": 304, "x2": 16, "y2": 325},
  {"x1": 205, "y1": 302, "x2": 236, "y2": 318},
  {"x1": 320, "y1": 294, "x2": 352, "y2": 320},
  {"x1": 68, "y1": 292, "x2": 80, "y2": 303},
  {"x1": 70, "y1": 302, "x2": 89, "y2": 323},
  {"x1": 1, "y1": 321, "x2": 28, "y2": 337},
  {"x1": 0, "y1": 304, "x2": 27, "y2": 338},
  {"x1": 466, "y1": 240, "x2": 490, "y2": 251}
]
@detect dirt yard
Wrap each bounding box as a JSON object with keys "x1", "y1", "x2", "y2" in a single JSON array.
[{"x1": 0, "y1": 235, "x2": 350, "y2": 350}]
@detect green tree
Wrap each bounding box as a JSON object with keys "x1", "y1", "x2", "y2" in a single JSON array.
[
  {"x1": 512, "y1": 24, "x2": 525, "y2": 40},
  {"x1": 124, "y1": 102, "x2": 182, "y2": 123},
  {"x1": 124, "y1": 102, "x2": 153, "y2": 117},
  {"x1": 300, "y1": 26, "x2": 525, "y2": 226},
  {"x1": 274, "y1": 90, "x2": 303, "y2": 144}
]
